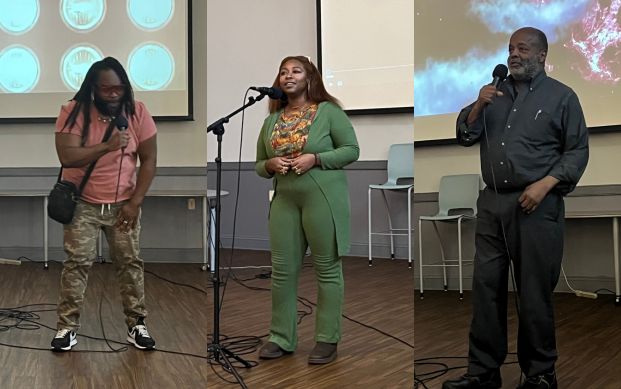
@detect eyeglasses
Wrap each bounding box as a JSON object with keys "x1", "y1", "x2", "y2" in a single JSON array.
[{"x1": 97, "y1": 85, "x2": 126, "y2": 95}]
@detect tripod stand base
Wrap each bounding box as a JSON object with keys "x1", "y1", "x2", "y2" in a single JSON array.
[{"x1": 208, "y1": 343, "x2": 251, "y2": 389}]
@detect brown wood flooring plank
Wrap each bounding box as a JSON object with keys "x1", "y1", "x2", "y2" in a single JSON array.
[
  {"x1": 206, "y1": 250, "x2": 414, "y2": 389},
  {"x1": 0, "y1": 250, "x2": 414, "y2": 388},
  {"x1": 0, "y1": 261, "x2": 209, "y2": 389},
  {"x1": 415, "y1": 290, "x2": 621, "y2": 388}
]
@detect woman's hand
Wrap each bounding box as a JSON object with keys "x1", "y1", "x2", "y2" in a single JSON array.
[
  {"x1": 290, "y1": 154, "x2": 316, "y2": 175},
  {"x1": 265, "y1": 157, "x2": 292, "y2": 175}
]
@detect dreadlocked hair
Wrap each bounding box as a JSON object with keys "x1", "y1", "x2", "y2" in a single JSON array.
[{"x1": 60, "y1": 57, "x2": 135, "y2": 146}]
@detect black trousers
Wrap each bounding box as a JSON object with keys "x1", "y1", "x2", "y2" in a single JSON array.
[{"x1": 467, "y1": 187, "x2": 564, "y2": 377}]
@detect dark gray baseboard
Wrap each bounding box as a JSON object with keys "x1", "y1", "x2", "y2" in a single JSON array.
[
  {"x1": 414, "y1": 184, "x2": 621, "y2": 203},
  {"x1": 0, "y1": 247, "x2": 205, "y2": 264},
  {"x1": 0, "y1": 244, "x2": 414, "y2": 264},
  {"x1": 0, "y1": 166, "x2": 207, "y2": 177},
  {"x1": 414, "y1": 275, "x2": 617, "y2": 295},
  {"x1": 207, "y1": 160, "x2": 388, "y2": 171},
  {"x1": 217, "y1": 236, "x2": 413, "y2": 259}
]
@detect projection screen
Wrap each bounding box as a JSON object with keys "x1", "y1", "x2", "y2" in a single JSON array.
[
  {"x1": 318, "y1": 0, "x2": 414, "y2": 114},
  {"x1": 0, "y1": 0, "x2": 192, "y2": 122},
  {"x1": 415, "y1": 0, "x2": 621, "y2": 144}
]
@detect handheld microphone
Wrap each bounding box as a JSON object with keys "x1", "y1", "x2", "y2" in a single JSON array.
[
  {"x1": 250, "y1": 86, "x2": 284, "y2": 100},
  {"x1": 116, "y1": 116, "x2": 129, "y2": 151},
  {"x1": 491, "y1": 64, "x2": 508, "y2": 88},
  {"x1": 116, "y1": 116, "x2": 128, "y2": 131}
]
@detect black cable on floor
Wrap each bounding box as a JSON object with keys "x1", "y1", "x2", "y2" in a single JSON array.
[
  {"x1": 414, "y1": 355, "x2": 519, "y2": 387},
  {"x1": 0, "y1": 258, "x2": 209, "y2": 360},
  {"x1": 6, "y1": 252, "x2": 415, "y2": 385},
  {"x1": 143, "y1": 269, "x2": 212, "y2": 293}
]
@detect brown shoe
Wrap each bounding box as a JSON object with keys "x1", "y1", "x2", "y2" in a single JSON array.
[
  {"x1": 308, "y1": 342, "x2": 338, "y2": 365},
  {"x1": 259, "y1": 342, "x2": 290, "y2": 359}
]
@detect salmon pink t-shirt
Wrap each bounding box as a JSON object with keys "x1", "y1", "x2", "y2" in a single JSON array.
[{"x1": 55, "y1": 101, "x2": 157, "y2": 204}]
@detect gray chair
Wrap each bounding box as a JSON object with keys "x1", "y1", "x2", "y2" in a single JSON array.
[
  {"x1": 368, "y1": 143, "x2": 414, "y2": 268},
  {"x1": 419, "y1": 174, "x2": 479, "y2": 299}
]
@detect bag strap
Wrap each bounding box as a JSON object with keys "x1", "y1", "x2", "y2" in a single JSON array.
[
  {"x1": 78, "y1": 118, "x2": 118, "y2": 191},
  {"x1": 56, "y1": 118, "x2": 119, "y2": 192}
]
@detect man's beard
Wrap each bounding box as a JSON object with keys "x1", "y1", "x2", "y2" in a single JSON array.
[
  {"x1": 93, "y1": 95, "x2": 122, "y2": 117},
  {"x1": 509, "y1": 55, "x2": 543, "y2": 81}
]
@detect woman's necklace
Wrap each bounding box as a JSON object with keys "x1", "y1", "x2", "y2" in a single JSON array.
[{"x1": 285, "y1": 101, "x2": 309, "y2": 118}]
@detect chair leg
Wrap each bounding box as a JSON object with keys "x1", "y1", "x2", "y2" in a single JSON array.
[
  {"x1": 408, "y1": 187, "x2": 412, "y2": 268},
  {"x1": 458, "y1": 217, "x2": 463, "y2": 300},
  {"x1": 432, "y1": 221, "x2": 448, "y2": 291},
  {"x1": 419, "y1": 219, "x2": 424, "y2": 299},
  {"x1": 368, "y1": 187, "x2": 373, "y2": 267},
  {"x1": 381, "y1": 190, "x2": 395, "y2": 260}
]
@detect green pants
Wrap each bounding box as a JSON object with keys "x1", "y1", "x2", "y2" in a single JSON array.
[
  {"x1": 268, "y1": 171, "x2": 343, "y2": 352},
  {"x1": 57, "y1": 200, "x2": 147, "y2": 331}
]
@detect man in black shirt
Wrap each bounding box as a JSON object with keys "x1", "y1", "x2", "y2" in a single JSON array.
[{"x1": 442, "y1": 28, "x2": 589, "y2": 389}]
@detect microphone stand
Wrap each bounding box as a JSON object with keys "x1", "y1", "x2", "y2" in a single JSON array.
[{"x1": 206, "y1": 92, "x2": 267, "y2": 389}]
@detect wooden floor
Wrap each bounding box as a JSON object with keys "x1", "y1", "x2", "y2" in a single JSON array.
[
  {"x1": 0, "y1": 261, "x2": 210, "y2": 389},
  {"x1": 207, "y1": 250, "x2": 414, "y2": 389},
  {"x1": 415, "y1": 290, "x2": 621, "y2": 388},
  {"x1": 0, "y1": 250, "x2": 414, "y2": 389}
]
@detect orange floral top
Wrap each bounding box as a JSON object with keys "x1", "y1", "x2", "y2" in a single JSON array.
[{"x1": 270, "y1": 104, "x2": 318, "y2": 158}]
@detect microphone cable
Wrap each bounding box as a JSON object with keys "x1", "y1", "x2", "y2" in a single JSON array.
[
  {"x1": 483, "y1": 106, "x2": 521, "y2": 319},
  {"x1": 114, "y1": 148, "x2": 125, "y2": 204},
  {"x1": 415, "y1": 96, "x2": 524, "y2": 387}
]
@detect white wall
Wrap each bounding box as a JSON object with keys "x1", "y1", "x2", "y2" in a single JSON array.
[
  {"x1": 0, "y1": 0, "x2": 207, "y2": 168},
  {"x1": 206, "y1": 0, "x2": 413, "y2": 163}
]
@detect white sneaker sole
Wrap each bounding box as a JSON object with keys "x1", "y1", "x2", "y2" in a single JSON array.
[
  {"x1": 52, "y1": 338, "x2": 77, "y2": 351},
  {"x1": 127, "y1": 335, "x2": 154, "y2": 350}
]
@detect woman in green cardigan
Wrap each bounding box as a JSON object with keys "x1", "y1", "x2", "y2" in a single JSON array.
[{"x1": 255, "y1": 56, "x2": 359, "y2": 365}]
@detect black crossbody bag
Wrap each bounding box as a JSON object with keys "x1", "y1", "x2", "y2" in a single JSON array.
[{"x1": 48, "y1": 119, "x2": 117, "y2": 224}]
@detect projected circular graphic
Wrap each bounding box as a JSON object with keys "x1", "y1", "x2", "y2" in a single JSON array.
[
  {"x1": 61, "y1": 44, "x2": 104, "y2": 91},
  {"x1": 127, "y1": 42, "x2": 174, "y2": 91},
  {"x1": 0, "y1": 0, "x2": 40, "y2": 36},
  {"x1": 127, "y1": 0, "x2": 175, "y2": 31},
  {"x1": 0, "y1": 45, "x2": 40, "y2": 93},
  {"x1": 60, "y1": 0, "x2": 106, "y2": 33}
]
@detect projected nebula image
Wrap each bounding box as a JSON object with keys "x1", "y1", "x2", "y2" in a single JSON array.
[
  {"x1": 61, "y1": 44, "x2": 104, "y2": 91},
  {"x1": 60, "y1": 0, "x2": 106, "y2": 33},
  {"x1": 127, "y1": 42, "x2": 174, "y2": 91},
  {"x1": 0, "y1": 45, "x2": 40, "y2": 93},
  {"x1": 415, "y1": 0, "x2": 621, "y2": 117},
  {"x1": 568, "y1": 0, "x2": 621, "y2": 83},
  {"x1": 127, "y1": 0, "x2": 175, "y2": 31},
  {"x1": 0, "y1": 0, "x2": 40, "y2": 36}
]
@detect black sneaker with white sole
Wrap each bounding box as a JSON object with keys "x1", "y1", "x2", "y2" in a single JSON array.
[
  {"x1": 51, "y1": 328, "x2": 77, "y2": 351},
  {"x1": 127, "y1": 317, "x2": 155, "y2": 350}
]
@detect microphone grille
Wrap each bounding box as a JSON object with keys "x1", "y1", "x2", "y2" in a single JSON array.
[
  {"x1": 493, "y1": 64, "x2": 508, "y2": 80},
  {"x1": 116, "y1": 116, "x2": 129, "y2": 130},
  {"x1": 271, "y1": 87, "x2": 284, "y2": 100}
]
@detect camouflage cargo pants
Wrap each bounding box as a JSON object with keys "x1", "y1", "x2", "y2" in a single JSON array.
[{"x1": 57, "y1": 200, "x2": 147, "y2": 331}]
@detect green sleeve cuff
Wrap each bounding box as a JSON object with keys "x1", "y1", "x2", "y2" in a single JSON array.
[{"x1": 255, "y1": 160, "x2": 273, "y2": 179}]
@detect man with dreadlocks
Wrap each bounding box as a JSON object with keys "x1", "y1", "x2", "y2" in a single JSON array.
[{"x1": 51, "y1": 57, "x2": 158, "y2": 352}]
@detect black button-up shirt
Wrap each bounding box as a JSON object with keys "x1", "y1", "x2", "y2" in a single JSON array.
[{"x1": 456, "y1": 70, "x2": 589, "y2": 195}]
